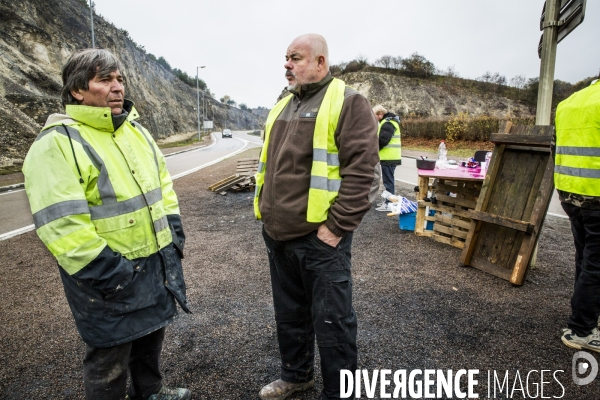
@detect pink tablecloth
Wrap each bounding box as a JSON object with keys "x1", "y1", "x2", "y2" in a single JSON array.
[{"x1": 417, "y1": 166, "x2": 486, "y2": 181}]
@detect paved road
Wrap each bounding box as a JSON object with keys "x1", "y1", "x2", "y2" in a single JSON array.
[
  {"x1": 394, "y1": 157, "x2": 566, "y2": 218},
  {"x1": 0, "y1": 131, "x2": 261, "y2": 240}
]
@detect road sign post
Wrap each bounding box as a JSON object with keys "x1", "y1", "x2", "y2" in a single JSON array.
[
  {"x1": 536, "y1": 0, "x2": 586, "y2": 125},
  {"x1": 532, "y1": 0, "x2": 586, "y2": 267}
]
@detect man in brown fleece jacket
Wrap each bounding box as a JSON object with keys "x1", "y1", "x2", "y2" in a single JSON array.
[{"x1": 256, "y1": 33, "x2": 379, "y2": 400}]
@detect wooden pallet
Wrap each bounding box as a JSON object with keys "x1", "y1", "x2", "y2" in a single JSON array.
[
  {"x1": 208, "y1": 158, "x2": 258, "y2": 193},
  {"x1": 236, "y1": 158, "x2": 259, "y2": 176},
  {"x1": 418, "y1": 179, "x2": 483, "y2": 249},
  {"x1": 460, "y1": 122, "x2": 554, "y2": 285}
]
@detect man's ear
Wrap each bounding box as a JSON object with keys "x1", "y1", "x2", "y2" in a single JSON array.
[
  {"x1": 317, "y1": 55, "x2": 325, "y2": 71},
  {"x1": 71, "y1": 89, "x2": 83, "y2": 101}
]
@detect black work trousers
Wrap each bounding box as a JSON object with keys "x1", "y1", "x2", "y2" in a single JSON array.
[
  {"x1": 263, "y1": 228, "x2": 358, "y2": 400},
  {"x1": 563, "y1": 203, "x2": 600, "y2": 337},
  {"x1": 83, "y1": 327, "x2": 165, "y2": 400},
  {"x1": 381, "y1": 164, "x2": 397, "y2": 202}
]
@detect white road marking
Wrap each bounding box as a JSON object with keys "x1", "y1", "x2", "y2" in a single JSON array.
[{"x1": 0, "y1": 224, "x2": 35, "y2": 241}]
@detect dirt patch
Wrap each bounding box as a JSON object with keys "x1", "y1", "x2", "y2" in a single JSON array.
[
  {"x1": 157, "y1": 131, "x2": 201, "y2": 145},
  {"x1": 1, "y1": 148, "x2": 597, "y2": 399},
  {"x1": 0, "y1": 172, "x2": 24, "y2": 187}
]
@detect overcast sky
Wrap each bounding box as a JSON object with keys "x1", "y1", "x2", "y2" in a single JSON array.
[{"x1": 92, "y1": 0, "x2": 599, "y2": 109}]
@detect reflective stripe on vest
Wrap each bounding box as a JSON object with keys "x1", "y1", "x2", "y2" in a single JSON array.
[
  {"x1": 378, "y1": 118, "x2": 401, "y2": 161},
  {"x1": 554, "y1": 80, "x2": 600, "y2": 196},
  {"x1": 254, "y1": 78, "x2": 346, "y2": 222}
]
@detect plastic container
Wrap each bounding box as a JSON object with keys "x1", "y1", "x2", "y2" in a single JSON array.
[
  {"x1": 426, "y1": 210, "x2": 436, "y2": 230},
  {"x1": 416, "y1": 159, "x2": 436, "y2": 170},
  {"x1": 399, "y1": 212, "x2": 417, "y2": 231},
  {"x1": 485, "y1": 152, "x2": 492, "y2": 169},
  {"x1": 437, "y1": 141, "x2": 447, "y2": 169}
]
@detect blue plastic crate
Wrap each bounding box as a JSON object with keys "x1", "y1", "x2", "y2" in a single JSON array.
[
  {"x1": 426, "y1": 210, "x2": 436, "y2": 230},
  {"x1": 399, "y1": 212, "x2": 417, "y2": 231}
]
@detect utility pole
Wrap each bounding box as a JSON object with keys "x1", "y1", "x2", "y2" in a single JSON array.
[
  {"x1": 536, "y1": 0, "x2": 560, "y2": 125},
  {"x1": 196, "y1": 66, "x2": 205, "y2": 141},
  {"x1": 89, "y1": 0, "x2": 95, "y2": 48}
]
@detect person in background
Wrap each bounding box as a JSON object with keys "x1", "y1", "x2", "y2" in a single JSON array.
[
  {"x1": 372, "y1": 105, "x2": 401, "y2": 212},
  {"x1": 555, "y1": 77, "x2": 600, "y2": 353},
  {"x1": 22, "y1": 48, "x2": 191, "y2": 400},
  {"x1": 255, "y1": 33, "x2": 379, "y2": 399}
]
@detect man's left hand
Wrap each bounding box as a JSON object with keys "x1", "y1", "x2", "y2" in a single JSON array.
[{"x1": 317, "y1": 224, "x2": 341, "y2": 247}]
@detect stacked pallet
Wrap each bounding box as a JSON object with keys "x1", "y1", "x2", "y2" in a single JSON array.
[
  {"x1": 428, "y1": 179, "x2": 482, "y2": 249},
  {"x1": 208, "y1": 158, "x2": 259, "y2": 194}
]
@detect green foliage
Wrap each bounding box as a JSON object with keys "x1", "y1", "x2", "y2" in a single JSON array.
[
  {"x1": 239, "y1": 103, "x2": 249, "y2": 112},
  {"x1": 147, "y1": 53, "x2": 157, "y2": 62},
  {"x1": 156, "y1": 56, "x2": 171, "y2": 71},
  {"x1": 444, "y1": 112, "x2": 470, "y2": 142}
]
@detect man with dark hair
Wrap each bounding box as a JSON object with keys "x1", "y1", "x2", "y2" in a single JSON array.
[
  {"x1": 556, "y1": 78, "x2": 600, "y2": 353},
  {"x1": 23, "y1": 48, "x2": 191, "y2": 400},
  {"x1": 255, "y1": 33, "x2": 378, "y2": 400},
  {"x1": 372, "y1": 105, "x2": 401, "y2": 212}
]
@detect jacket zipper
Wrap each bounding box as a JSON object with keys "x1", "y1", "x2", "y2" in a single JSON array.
[{"x1": 267, "y1": 98, "x2": 301, "y2": 239}]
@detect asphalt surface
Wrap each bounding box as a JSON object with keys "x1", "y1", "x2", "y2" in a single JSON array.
[{"x1": 0, "y1": 148, "x2": 598, "y2": 399}]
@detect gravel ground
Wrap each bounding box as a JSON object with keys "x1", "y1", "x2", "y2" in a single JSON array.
[{"x1": 1, "y1": 148, "x2": 598, "y2": 399}]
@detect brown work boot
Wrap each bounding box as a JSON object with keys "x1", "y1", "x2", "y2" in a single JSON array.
[{"x1": 258, "y1": 379, "x2": 314, "y2": 400}]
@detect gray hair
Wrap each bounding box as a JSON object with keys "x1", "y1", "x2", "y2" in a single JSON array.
[
  {"x1": 61, "y1": 48, "x2": 125, "y2": 107},
  {"x1": 372, "y1": 105, "x2": 387, "y2": 115}
]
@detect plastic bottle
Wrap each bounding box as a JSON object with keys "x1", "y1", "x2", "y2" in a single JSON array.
[
  {"x1": 485, "y1": 152, "x2": 492, "y2": 168},
  {"x1": 437, "y1": 140, "x2": 447, "y2": 169}
]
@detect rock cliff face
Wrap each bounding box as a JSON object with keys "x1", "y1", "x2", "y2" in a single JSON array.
[
  {"x1": 341, "y1": 71, "x2": 534, "y2": 119},
  {"x1": 0, "y1": 0, "x2": 264, "y2": 170}
]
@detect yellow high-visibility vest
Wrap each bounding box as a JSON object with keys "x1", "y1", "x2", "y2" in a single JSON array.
[
  {"x1": 378, "y1": 117, "x2": 401, "y2": 161},
  {"x1": 254, "y1": 78, "x2": 346, "y2": 222},
  {"x1": 554, "y1": 80, "x2": 600, "y2": 196}
]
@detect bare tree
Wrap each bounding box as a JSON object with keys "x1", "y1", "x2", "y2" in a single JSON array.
[
  {"x1": 400, "y1": 53, "x2": 436, "y2": 78},
  {"x1": 444, "y1": 65, "x2": 460, "y2": 78},
  {"x1": 375, "y1": 55, "x2": 394, "y2": 69},
  {"x1": 478, "y1": 71, "x2": 506, "y2": 85},
  {"x1": 510, "y1": 75, "x2": 526, "y2": 89},
  {"x1": 355, "y1": 54, "x2": 369, "y2": 68}
]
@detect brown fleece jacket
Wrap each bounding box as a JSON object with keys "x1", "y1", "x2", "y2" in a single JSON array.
[{"x1": 259, "y1": 74, "x2": 379, "y2": 241}]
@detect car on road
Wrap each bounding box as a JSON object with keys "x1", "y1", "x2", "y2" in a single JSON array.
[{"x1": 222, "y1": 129, "x2": 232, "y2": 138}]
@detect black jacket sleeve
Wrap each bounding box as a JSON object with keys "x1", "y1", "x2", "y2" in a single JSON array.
[
  {"x1": 378, "y1": 121, "x2": 396, "y2": 150},
  {"x1": 167, "y1": 214, "x2": 185, "y2": 257}
]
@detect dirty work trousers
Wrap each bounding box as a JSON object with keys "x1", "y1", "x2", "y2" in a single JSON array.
[
  {"x1": 263, "y1": 228, "x2": 358, "y2": 400},
  {"x1": 381, "y1": 164, "x2": 397, "y2": 203},
  {"x1": 83, "y1": 327, "x2": 165, "y2": 400},
  {"x1": 562, "y1": 203, "x2": 600, "y2": 337}
]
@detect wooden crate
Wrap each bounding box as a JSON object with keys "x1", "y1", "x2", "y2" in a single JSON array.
[{"x1": 460, "y1": 122, "x2": 554, "y2": 285}]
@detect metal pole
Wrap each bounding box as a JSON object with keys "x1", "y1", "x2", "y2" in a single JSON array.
[
  {"x1": 89, "y1": 0, "x2": 95, "y2": 48},
  {"x1": 531, "y1": 0, "x2": 560, "y2": 268},
  {"x1": 196, "y1": 66, "x2": 205, "y2": 141},
  {"x1": 536, "y1": 0, "x2": 560, "y2": 125},
  {"x1": 196, "y1": 68, "x2": 201, "y2": 141}
]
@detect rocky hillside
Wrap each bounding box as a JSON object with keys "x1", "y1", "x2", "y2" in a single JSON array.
[
  {"x1": 0, "y1": 0, "x2": 264, "y2": 171},
  {"x1": 341, "y1": 71, "x2": 534, "y2": 119}
]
